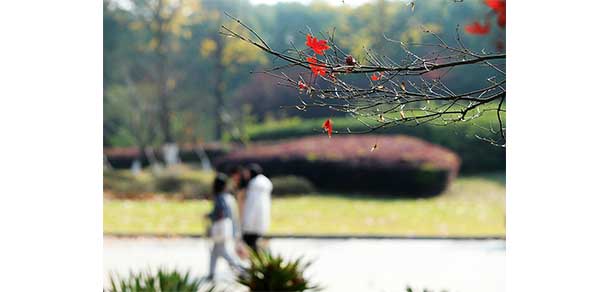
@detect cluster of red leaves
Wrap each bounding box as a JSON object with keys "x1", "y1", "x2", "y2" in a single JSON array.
[
  {"x1": 303, "y1": 35, "x2": 332, "y2": 130},
  {"x1": 465, "y1": 0, "x2": 506, "y2": 35},
  {"x1": 306, "y1": 34, "x2": 330, "y2": 55},
  {"x1": 322, "y1": 119, "x2": 333, "y2": 138},
  {"x1": 465, "y1": 21, "x2": 491, "y2": 35},
  {"x1": 306, "y1": 57, "x2": 327, "y2": 76},
  {"x1": 304, "y1": 34, "x2": 330, "y2": 77}
]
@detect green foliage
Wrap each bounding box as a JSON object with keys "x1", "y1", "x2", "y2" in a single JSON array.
[
  {"x1": 103, "y1": 167, "x2": 214, "y2": 199},
  {"x1": 103, "y1": 170, "x2": 154, "y2": 197},
  {"x1": 238, "y1": 251, "x2": 320, "y2": 292},
  {"x1": 245, "y1": 115, "x2": 505, "y2": 173},
  {"x1": 155, "y1": 173, "x2": 212, "y2": 198},
  {"x1": 270, "y1": 176, "x2": 316, "y2": 196},
  {"x1": 155, "y1": 174, "x2": 183, "y2": 193},
  {"x1": 106, "y1": 268, "x2": 214, "y2": 292}
]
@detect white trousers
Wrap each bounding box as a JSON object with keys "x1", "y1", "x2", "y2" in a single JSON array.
[{"x1": 209, "y1": 240, "x2": 245, "y2": 277}]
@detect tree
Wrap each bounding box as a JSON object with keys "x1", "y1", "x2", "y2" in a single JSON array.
[
  {"x1": 128, "y1": 0, "x2": 202, "y2": 145},
  {"x1": 221, "y1": 0, "x2": 506, "y2": 146},
  {"x1": 198, "y1": 0, "x2": 267, "y2": 141}
]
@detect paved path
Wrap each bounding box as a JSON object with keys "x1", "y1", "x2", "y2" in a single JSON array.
[{"x1": 104, "y1": 237, "x2": 505, "y2": 292}]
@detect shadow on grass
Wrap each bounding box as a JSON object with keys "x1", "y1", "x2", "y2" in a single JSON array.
[
  {"x1": 465, "y1": 172, "x2": 506, "y2": 187},
  {"x1": 283, "y1": 191, "x2": 444, "y2": 202},
  {"x1": 275, "y1": 171, "x2": 506, "y2": 201}
]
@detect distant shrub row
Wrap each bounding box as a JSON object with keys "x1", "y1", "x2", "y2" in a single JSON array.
[
  {"x1": 103, "y1": 166, "x2": 214, "y2": 200},
  {"x1": 104, "y1": 143, "x2": 233, "y2": 169},
  {"x1": 104, "y1": 167, "x2": 315, "y2": 199},
  {"x1": 245, "y1": 116, "x2": 505, "y2": 173},
  {"x1": 217, "y1": 135, "x2": 460, "y2": 197}
]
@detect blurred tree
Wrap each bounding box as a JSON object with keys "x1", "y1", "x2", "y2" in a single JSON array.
[
  {"x1": 198, "y1": 0, "x2": 267, "y2": 141},
  {"x1": 128, "y1": 0, "x2": 203, "y2": 145}
]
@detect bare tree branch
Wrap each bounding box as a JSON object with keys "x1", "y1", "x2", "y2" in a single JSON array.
[{"x1": 220, "y1": 14, "x2": 506, "y2": 146}]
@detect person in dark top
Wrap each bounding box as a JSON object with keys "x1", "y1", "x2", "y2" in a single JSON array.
[{"x1": 206, "y1": 173, "x2": 246, "y2": 280}]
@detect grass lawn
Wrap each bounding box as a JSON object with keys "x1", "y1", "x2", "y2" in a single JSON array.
[{"x1": 104, "y1": 173, "x2": 505, "y2": 236}]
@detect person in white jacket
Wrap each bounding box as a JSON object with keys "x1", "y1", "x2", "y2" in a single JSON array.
[{"x1": 241, "y1": 163, "x2": 273, "y2": 251}]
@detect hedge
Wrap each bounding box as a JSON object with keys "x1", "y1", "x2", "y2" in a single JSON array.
[
  {"x1": 245, "y1": 116, "x2": 505, "y2": 174},
  {"x1": 270, "y1": 176, "x2": 316, "y2": 196},
  {"x1": 104, "y1": 143, "x2": 233, "y2": 169},
  {"x1": 103, "y1": 167, "x2": 214, "y2": 200},
  {"x1": 216, "y1": 135, "x2": 460, "y2": 197},
  {"x1": 104, "y1": 168, "x2": 318, "y2": 199}
]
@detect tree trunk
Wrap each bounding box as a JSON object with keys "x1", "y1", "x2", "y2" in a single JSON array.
[
  {"x1": 157, "y1": 50, "x2": 173, "y2": 144},
  {"x1": 213, "y1": 34, "x2": 226, "y2": 141},
  {"x1": 153, "y1": 4, "x2": 173, "y2": 145}
]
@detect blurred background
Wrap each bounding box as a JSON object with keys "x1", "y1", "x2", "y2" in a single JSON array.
[{"x1": 103, "y1": 0, "x2": 505, "y2": 237}]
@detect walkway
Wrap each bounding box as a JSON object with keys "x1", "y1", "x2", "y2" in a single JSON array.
[{"x1": 104, "y1": 237, "x2": 505, "y2": 292}]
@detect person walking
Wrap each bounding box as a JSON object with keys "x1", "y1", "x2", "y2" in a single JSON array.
[
  {"x1": 241, "y1": 163, "x2": 273, "y2": 252},
  {"x1": 206, "y1": 173, "x2": 246, "y2": 280},
  {"x1": 228, "y1": 165, "x2": 248, "y2": 219},
  {"x1": 228, "y1": 165, "x2": 249, "y2": 259}
]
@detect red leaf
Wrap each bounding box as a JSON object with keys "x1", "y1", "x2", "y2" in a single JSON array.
[
  {"x1": 371, "y1": 72, "x2": 383, "y2": 81},
  {"x1": 322, "y1": 118, "x2": 332, "y2": 138},
  {"x1": 485, "y1": 0, "x2": 506, "y2": 28},
  {"x1": 485, "y1": 0, "x2": 505, "y2": 12},
  {"x1": 306, "y1": 57, "x2": 327, "y2": 77},
  {"x1": 306, "y1": 34, "x2": 330, "y2": 55},
  {"x1": 465, "y1": 21, "x2": 491, "y2": 35}
]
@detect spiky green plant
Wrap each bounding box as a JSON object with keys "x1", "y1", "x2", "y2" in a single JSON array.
[
  {"x1": 237, "y1": 250, "x2": 320, "y2": 292},
  {"x1": 405, "y1": 286, "x2": 449, "y2": 292},
  {"x1": 106, "y1": 268, "x2": 215, "y2": 292}
]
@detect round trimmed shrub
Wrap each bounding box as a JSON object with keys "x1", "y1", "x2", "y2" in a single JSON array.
[{"x1": 216, "y1": 135, "x2": 460, "y2": 197}]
